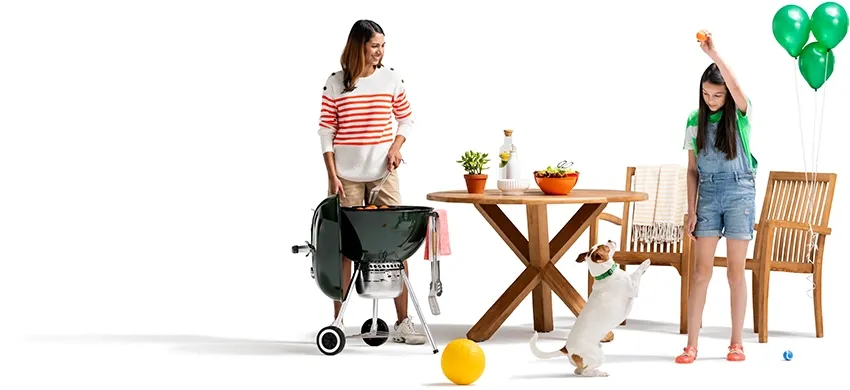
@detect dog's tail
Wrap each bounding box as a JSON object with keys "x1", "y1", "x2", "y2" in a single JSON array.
[{"x1": 529, "y1": 332, "x2": 567, "y2": 359}]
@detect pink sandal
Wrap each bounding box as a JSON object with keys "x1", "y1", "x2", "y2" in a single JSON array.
[
  {"x1": 727, "y1": 343, "x2": 745, "y2": 361},
  {"x1": 675, "y1": 346, "x2": 697, "y2": 364}
]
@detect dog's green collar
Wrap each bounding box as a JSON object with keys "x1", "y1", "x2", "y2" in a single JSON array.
[{"x1": 594, "y1": 263, "x2": 618, "y2": 281}]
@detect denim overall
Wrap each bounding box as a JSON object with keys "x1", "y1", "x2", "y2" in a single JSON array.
[{"x1": 693, "y1": 122, "x2": 757, "y2": 241}]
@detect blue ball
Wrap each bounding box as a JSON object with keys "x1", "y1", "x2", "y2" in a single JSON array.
[{"x1": 783, "y1": 350, "x2": 793, "y2": 361}]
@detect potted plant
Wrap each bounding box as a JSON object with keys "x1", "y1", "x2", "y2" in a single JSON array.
[{"x1": 457, "y1": 150, "x2": 490, "y2": 194}]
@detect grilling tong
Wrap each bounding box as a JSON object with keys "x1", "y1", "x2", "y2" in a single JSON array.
[
  {"x1": 428, "y1": 211, "x2": 443, "y2": 316},
  {"x1": 367, "y1": 159, "x2": 406, "y2": 205}
]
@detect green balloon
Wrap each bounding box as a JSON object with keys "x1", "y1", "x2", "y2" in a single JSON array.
[
  {"x1": 773, "y1": 4, "x2": 812, "y2": 57},
  {"x1": 798, "y1": 41, "x2": 836, "y2": 90},
  {"x1": 811, "y1": 2, "x2": 849, "y2": 49}
]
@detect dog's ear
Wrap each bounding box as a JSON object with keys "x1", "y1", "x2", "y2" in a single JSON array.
[{"x1": 575, "y1": 251, "x2": 588, "y2": 263}]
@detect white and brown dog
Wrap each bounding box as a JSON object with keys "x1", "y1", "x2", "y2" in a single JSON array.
[{"x1": 529, "y1": 240, "x2": 650, "y2": 377}]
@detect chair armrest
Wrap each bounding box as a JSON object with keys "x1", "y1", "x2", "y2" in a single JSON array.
[
  {"x1": 713, "y1": 256, "x2": 757, "y2": 269},
  {"x1": 597, "y1": 212, "x2": 622, "y2": 226},
  {"x1": 764, "y1": 220, "x2": 831, "y2": 235}
]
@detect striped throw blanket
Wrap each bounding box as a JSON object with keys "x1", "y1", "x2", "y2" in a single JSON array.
[{"x1": 631, "y1": 164, "x2": 688, "y2": 244}]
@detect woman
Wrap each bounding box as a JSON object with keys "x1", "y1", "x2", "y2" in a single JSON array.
[{"x1": 315, "y1": 19, "x2": 424, "y2": 345}]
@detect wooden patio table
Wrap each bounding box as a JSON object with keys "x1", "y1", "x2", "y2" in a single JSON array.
[{"x1": 426, "y1": 188, "x2": 648, "y2": 342}]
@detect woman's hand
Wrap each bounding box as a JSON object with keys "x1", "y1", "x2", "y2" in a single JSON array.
[
  {"x1": 387, "y1": 147, "x2": 402, "y2": 171},
  {"x1": 687, "y1": 212, "x2": 697, "y2": 240},
  {"x1": 699, "y1": 30, "x2": 718, "y2": 59},
  {"x1": 329, "y1": 176, "x2": 345, "y2": 199}
]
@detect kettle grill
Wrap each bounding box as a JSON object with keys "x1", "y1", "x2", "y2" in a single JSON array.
[{"x1": 292, "y1": 194, "x2": 443, "y2": 355}]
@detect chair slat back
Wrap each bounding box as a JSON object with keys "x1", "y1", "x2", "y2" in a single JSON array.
[{"x1": 757, "y1": 171, "x2": 837, "y2": 265}]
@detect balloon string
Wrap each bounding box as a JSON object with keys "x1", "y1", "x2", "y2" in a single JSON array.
[
  {"x1": 793, "y1": 52, "x2": 829, "y2": 299},
  {"x1": 803, "y1": 57, "x2": 828, "y2": 300},
  {"x1": 792, "y1": 56, "x2": 818, "y2": 300}
]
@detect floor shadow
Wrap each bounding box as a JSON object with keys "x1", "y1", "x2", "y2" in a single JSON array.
[
  {"x1": 595, "y1": 318, "x2": 816, "y2": 341},
  {"x1": 301, "y1": 322, "x2": 556, "y2": 346},
  {"x1": 511, "y1": 372, "x2": 591, "y2": 380},
  {"x1": 531, "y1": 353, "x2": 728, "y2": 365},
  {"x1": 595, "y1": 353, "x2": 675, "y2": 363},
  {"x1": 26, "y1": 334, "x2": 268, "y2": 344},
  {"x1": 171, "y1": 340, "x2": 317, "y2": 355},
  {"x1": 513, "y1": 316, "x2": 815, "y2": 341},
  {"x1": 24, "y1": 333, "x2": 411, "y2": 356},
  {"x1": 514, "y1": 355, "x2": 729, "y2": 380},
  {"x1": 22, "y1": 316, "x2": 816, "y2": 358},
  {"x1": 425, "y1": 322, "x2": 563, "y2": 345}
]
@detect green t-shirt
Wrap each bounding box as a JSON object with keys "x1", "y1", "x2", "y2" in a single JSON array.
[{"x1": 682, "y1": 99, "x2": 757, "y2": 171}]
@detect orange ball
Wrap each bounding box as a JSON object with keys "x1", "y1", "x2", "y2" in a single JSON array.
[{"x1": 696, "y1": 31, "x2": 708, "y2": 42}]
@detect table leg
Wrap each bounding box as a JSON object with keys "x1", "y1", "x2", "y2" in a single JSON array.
[
  {"x1": 467, "y1": 203, "x2": 607, "y2": 342},
  {"x1": 527, "y1": 204, "x2": 553, "y2": 332}
]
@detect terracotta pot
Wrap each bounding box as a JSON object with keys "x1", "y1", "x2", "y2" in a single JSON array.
[
  {"x1": 534, "y1": 172, "x2": 579, "y2": 195},
  {"x1": 464, "y1": 174, "x2": 488, "y2": 194}
]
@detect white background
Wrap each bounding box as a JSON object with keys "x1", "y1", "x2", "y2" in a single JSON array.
[{"x1": 1, "y1": 0, "x2": 846, "y2": 388}]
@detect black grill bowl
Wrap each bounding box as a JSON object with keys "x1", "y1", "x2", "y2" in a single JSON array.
[{"x1": 340, "y1": 205, "x2": 434, "y2": 263}]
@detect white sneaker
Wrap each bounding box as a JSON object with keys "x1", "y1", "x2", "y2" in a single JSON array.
[{"x1": 393, "y1": 316, "x2": 426, "y2": 345}]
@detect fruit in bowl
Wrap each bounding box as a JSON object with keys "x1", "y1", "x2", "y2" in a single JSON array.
[{"x1": 533, "y1": 165, "x2": 579, "y2": 195}]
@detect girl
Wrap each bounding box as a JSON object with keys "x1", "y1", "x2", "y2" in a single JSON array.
[
  {"x1": 676, "y1": 30, "x2": 756, "y2": 363},
  {"x1": 315, "y1": 19, "x2": 425, "y2": 345}
]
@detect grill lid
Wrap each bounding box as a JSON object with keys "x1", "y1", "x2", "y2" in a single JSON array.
[{"x1": 310, "y1": 194, "x2": 344, "y2": 301}]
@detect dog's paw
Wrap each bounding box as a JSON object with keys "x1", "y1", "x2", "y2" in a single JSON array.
[{"x1": 585, "y1": 369, "x2": 609, "y2": 377}]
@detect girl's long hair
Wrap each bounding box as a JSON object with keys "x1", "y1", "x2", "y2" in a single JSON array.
[
  {"x1": 696, "y1": 63, "x2": 739, "y2": 160},
  {"x1": 340, "y1": 20, "x2": 384, "y2": 93}
]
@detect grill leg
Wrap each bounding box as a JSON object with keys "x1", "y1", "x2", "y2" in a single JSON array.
[
  {"x1": 370, "y1": 299, "x2": 379, "y2": 334},
  {"x1": 332, "y1": 263, "x2": 360, "y2": 331},
  {"x1": 401, "y1": 270, "x2": 439, "y2": 354}
]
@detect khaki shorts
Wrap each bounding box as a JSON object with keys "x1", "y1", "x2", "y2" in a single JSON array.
[{"x1": 329, "y1": 170, "x2": 402, "y2": 207}]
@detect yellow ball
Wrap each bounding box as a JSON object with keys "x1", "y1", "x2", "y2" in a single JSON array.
[{"x1": 440, "y1": 338, "x2": 485, "y2": 385}]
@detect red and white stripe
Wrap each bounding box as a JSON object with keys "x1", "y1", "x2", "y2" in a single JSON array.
[{"x1": 319, "y1": 91, "x2": 411, "y2": 147}]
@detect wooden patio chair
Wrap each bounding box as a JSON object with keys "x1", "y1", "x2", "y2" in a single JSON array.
[
  {"x1": 588, "y1": 166, "x2": 692, "y2": 334},
  {"x1": 713, "y1": 171, "x2": 837, "y2": 343}
]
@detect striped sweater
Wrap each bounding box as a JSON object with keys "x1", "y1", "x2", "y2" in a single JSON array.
[{"x1": 317, "y1": 65, "x2": 413, "y2": 182}]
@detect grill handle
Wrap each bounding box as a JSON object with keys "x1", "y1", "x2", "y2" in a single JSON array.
[{"x1": 292, "y1": 241, "x2": 313, "y2": 256}]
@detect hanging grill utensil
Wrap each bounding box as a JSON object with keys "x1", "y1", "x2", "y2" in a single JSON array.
[
  {"x1": 428, "y1": 211, "x2": 442, "y2": 315},
  {"x1": 430, "y1": 211, "x2": 442, "y2": 297},
  {"x1": 426, "y1": 210, "x2": 443, "y2": 316}
]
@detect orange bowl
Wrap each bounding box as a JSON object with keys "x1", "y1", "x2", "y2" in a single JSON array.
[{"x1": 534, "y1": 172, "x2": 579, "y2": 195}]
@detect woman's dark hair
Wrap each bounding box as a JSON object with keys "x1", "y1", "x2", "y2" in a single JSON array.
[
  {"x1": 340, "y1": 19, "x2": 384, "y2": 93},
  {"x1": 696, "y1": 63, "x2": 739, "y2": 160}
]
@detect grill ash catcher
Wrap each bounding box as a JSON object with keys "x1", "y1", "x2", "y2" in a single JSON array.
[{"x1": 292, "y1": 194, "x2": 443, "y2": 356}]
